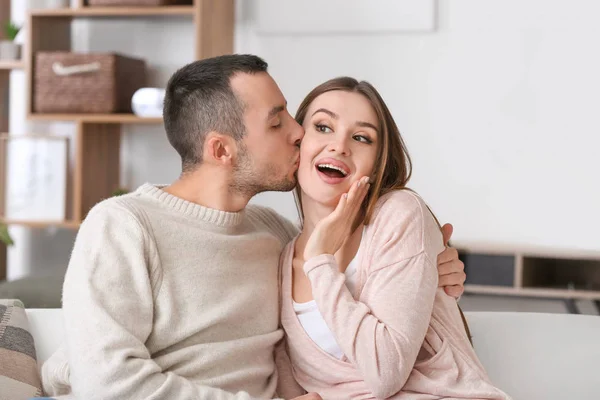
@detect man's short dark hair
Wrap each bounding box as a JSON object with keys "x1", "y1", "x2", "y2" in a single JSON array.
[{"x1": 163, "y1": 54, "x2": 269, "y2": 172}]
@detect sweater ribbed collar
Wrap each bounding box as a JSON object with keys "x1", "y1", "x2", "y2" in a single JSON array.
[{"x1": 137, "y1": 183, "x2": 246, "y2": 228}]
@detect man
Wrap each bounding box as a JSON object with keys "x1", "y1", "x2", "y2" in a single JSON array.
[{"x1": 42, "y1": 54, "x2": 466, "y2": 399}]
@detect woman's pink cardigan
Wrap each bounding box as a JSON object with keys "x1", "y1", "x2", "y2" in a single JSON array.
[{"x1": 276, "y1": 190, "x2": 511, "y2": 399}]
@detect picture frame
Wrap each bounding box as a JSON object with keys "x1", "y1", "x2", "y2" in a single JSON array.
[{"x1": 0, "y1": 134, "x2": 69, "y2": 222}]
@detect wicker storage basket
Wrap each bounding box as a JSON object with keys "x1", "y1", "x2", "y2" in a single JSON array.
[
  {"x1": 87, "y1": 0, "x2": 192, "y2": 6},
  {"x1": 34, "y1": 52, "x2": 147, "y2": 114}
]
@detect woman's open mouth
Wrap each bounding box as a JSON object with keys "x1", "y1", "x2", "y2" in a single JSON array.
[{"x1": 315, "y1": 158, "x2": 350, "y2": 184}]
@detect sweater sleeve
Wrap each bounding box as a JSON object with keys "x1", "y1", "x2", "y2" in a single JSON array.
[
  {"x1": 303, "y1": 191, "x2": 443, "y2": 399},
  {"x1": 61, "y1": 200, "x2": 263, "y2": 400}
]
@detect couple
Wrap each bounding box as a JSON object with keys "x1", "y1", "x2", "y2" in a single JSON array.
[{"x1": 41, "y1": 54, "x2": 509, "y2": 399}]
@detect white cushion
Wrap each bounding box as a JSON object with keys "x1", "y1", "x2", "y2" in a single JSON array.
[
  {"x1": 26, "y1": 308, "x2": 65, "y2": 364},
  {"x1": 465, "y1": 311, "x2": 600, "y2": 400},
  {"x1": 24, "y1": 309, "x2": 600, "y2": 399}
]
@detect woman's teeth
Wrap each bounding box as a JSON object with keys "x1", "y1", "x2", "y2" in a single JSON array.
[{"x1": 317, "y1": 164, "x2": 348, "y2": 177}]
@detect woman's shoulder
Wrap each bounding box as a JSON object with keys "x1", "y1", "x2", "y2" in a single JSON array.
[
  {"x1": 364, "y1": 189, "x2": 444, "y2": 261},
  {"x1": 371, "y1": 189, "x2": 431, "y2": 223},
  {"x1": 378, "y1": 188, "x2": 426, "y2": 205}
]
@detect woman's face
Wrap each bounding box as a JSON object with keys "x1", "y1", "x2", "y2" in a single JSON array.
[{"x1": 298, "y1": 90, "x2": 379, "y2": 207}]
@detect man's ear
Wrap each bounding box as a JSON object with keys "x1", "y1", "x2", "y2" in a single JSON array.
[{"x1": 204, "y1": 133, "x2": 236, "y2": 165}]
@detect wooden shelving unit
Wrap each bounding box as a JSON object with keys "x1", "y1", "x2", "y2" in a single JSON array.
[
  {"x1": 0, "y1": 219, "x2": 80, "y2": 230},
  {"x1": 0, "y1": 60, "x2": 24, "y2": 70},
  {"x1": 30, "y1": 5, "x2": 195, "y2": 17},
  {"x1": 25, "y1": 0, "x2": 233, "y2": 224},
  {"x1": 0, "y1": 0, "x2": 12, "y2": 131},
  {"x1": 0, "y1": 0, "x2": 21, "y2": 280},
  {"x1": 456, "y1": 241, "x2": 600, "y2": 312},
  {"x1": 28, "y1": 114, "x2": 162, "y2": 124},
  {"x1": 463, "y1": 284, "x2": 600, "y2": 301},
  {"x1": 0, "y1": 0, "x2": 234, "y2": 279}
]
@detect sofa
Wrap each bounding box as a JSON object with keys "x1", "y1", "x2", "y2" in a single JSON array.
[
  {"x1": 18, "y1": 310, "x2": 600, "y2": 399},
  {"x1": 0, "y1": 275, "x2": 64, "y2": 309}
]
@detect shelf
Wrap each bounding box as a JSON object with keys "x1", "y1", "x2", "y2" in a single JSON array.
[
  {"x1": 30, "y1": 6, "x2": 195, "y2": 18},
  {"x1": 28, "y1": 114, "x2": 163, "y2": 124},
  {"x1": 464, "y1": 284, "x2": 600, "y2": 300},
  {"x1": 0, "y1": 219, "x2": 80, "y2": 229},
  {"x1": 454, "y1": 240, "x2": 600, "y2": 260},
  {"x1": 521, "y1": 256, "x2": 600, "y2": 293},
  {"x1": 458, "y1": 241, "x2": 600, "y2": 301},
  {"x1": 460, "y1": 252, "x2": 516, "y2": 288},
  {"x1": 0, "y1": 60, "x2": 24, "y2": 70}
]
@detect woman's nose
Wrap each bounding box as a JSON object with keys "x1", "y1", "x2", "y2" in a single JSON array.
[{"x1": 328, "y1": 137, "x2": 350, "y2": 156}]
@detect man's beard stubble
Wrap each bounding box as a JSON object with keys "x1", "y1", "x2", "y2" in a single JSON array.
[{"x1": 230, "y1": 144, "x2": 297, "y2": 198}]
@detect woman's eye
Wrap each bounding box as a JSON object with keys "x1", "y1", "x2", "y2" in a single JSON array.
[
  {"x1": 272, "y1": 122, "x2": 282, "y2": 129},
  {"x1": 315, "y1": 124, "x2": 332, "y2": 133},
  {"x1": 354, "y1": 135, "x2": 372, "y2": 144}
]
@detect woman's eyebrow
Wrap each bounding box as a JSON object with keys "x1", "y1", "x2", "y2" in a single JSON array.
[
  {"x1": 312, "y1": 108, "x2": 378, "y2": 131},
  {"x1": 357, "y1": 121, "x2": 378, "y2": 131},
  {"x1": 312, "y1": 108, "x2": 338, "y2": 119}
]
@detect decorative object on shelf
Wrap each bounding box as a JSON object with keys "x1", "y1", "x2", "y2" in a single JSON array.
[
  {"x1": 0, "y1": 21, "x2": 21, "y2": 61},
  {"x1": 28, "y1": 0, "x2": 69, "y2": 9},
  {"x1": 87, "y1": 0, "x2": 193, "y2": 6},
  {"x1": 111, "y1": 188, "x2": 129, "y2": 197},
  {"x1": 132, "y1": 87, "x2": 165, "y2": 118},
  {"x1": 0, "y1": 222, "x2": 14, "y2": 246},
  {"x1": 34, "y1": 52, "x2": 147, "y2": 113},
  {"x1": 1, "y1": 135, "x2": 69, "y2": 222}
]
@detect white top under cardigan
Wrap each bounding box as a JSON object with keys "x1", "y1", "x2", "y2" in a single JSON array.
[{"x1": 292, "y1": 246, "x2": 361, "y2": 359}]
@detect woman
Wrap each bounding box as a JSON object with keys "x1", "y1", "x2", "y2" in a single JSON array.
[{"x1": 276, "y1": 77, "x2": 510, "y2": 399}]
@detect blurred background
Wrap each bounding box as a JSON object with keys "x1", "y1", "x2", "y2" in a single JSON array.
[{"x1": 0, "y1": 0, "x2": 599, "y2": 315}]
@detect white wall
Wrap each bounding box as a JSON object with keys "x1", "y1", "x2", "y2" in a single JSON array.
[
  {"x1": 241, "y1": 0, "x2": 600, "y2": 253},
  {"x1": 6, "y1": 0, "x2": 600, "y2": 279}
]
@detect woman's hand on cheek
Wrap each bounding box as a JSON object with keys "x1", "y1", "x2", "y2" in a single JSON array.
[{"x1": 304, "y1": 176, "x2": 370, "y2": 260}]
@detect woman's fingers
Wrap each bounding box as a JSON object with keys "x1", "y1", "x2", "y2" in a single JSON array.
[
  {"x1": 332, "y1": 191, "x2": 348, "y2": 218},
  {"x1": 356, "y1": 177, "x2": 370, "y2": 207},
  {"x1": 346, "y1": 177, "x2": 361, "y2": 203},
  {"x1": 332, "y1": 176, "x2": 370, "y2": 222},
  {"x1": 333, "y1": 178, "x2": 360, "y2": 219},
  {"x1": 346, "y1": 177, "x2": 370, "y2": 218},
  {"x1": 303, "y1": 176, "x2": 371, "y2": 260}
]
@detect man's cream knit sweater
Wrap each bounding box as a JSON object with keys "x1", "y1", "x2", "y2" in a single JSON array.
[{"x1": 42, "y1": 183, "x2": 298, "y2": 400}]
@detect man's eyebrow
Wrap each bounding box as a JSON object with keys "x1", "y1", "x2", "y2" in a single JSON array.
[
  {"x1": 312, "y1": 108, "x2": 338, "y2": 119},
  {"x1": 313, "y1": 108, "x2": 378, "y2": 131},
  {"x1": 267, "y1": 104, "x2": 286, "y2": 120}
]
